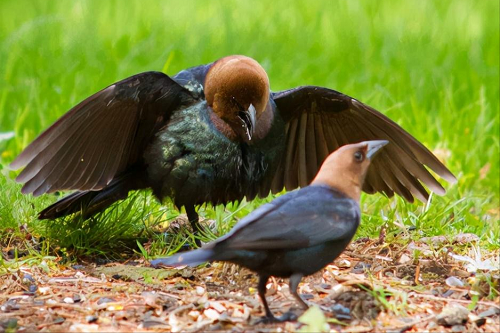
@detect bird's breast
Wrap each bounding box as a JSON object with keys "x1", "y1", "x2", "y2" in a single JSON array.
[{"x1": 144, "y1": 102, "x2": 279, "y2": 206}]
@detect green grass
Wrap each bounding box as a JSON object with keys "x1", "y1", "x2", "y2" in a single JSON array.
[{"x1": 0, "y1": 0, "x2": 498, "y2": 258}]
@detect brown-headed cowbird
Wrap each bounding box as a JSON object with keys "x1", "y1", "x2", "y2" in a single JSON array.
[
  {"x1": 10, "y1": 55, "x2": 455, "y2": 238},
  {"x1": 150, "y1": 140, "x2": 388, "y2": 322}
]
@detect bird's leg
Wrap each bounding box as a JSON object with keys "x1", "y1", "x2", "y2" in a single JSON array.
[
  {"x1": 258, "y1": 275, "x2": 274, "y2": 319},
  {"x1": 256, "y1": 275, "x2": 297, "y2": 324},
  {"x1": 256, "y1": 275, "x2": 277, "y2": 323},
  {"x1": 289, "y1": 273, "x2": 309, "y2": 310},
  {"x1": 185, "y1": 205, "x2": 202, "y2": 247}
]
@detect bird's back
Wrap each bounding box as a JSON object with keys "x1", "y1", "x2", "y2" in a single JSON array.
[{"x1": 210, "y1": 185, "x2": 360, "y2": 277}]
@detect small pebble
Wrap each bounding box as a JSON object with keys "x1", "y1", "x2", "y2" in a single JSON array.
[
  {"x1": 63, "y1": 297, "x2": 74, "y2": 304},
  {"x1": 188, "y1": 310, "x2": 200, "y2": 320},
  {"x1": 72, "y1": 294, "x2": 81, "y2": 303},
  {"x1": 6, "y1": 249, "x2": 16, "y2": 259},
  {"x1": 204, "y1": 308, "x2": 220, "y2": 321},
  {"x1": 352, "y1": 262, "x2": 371, "y2": 274},
  {"x1": 114, "y1": 311, "x2": 127, "y2": 320},
  {"x1": 1, "y1": 299, "x2": 20, "y2": 312},
  {"x1": 209, "y1": 301, "x2": 226, "y2": 313},
  {"x1": 86, "y1": 315, "x2": 98, "y2": 323},
  {"x1": 398, "y1": 253, "x2": 412, "y2": 264},
  {"x1": 453, "y1": 233, "x2": 479, "y2": 244},
  {"x1": 421, "y1": 235, "x2": 447, "y2": 245},
  {"x1": 74, "y1": 271, "x2": 85, "y2": 278},
  {"x1": 28, "y1": 284, "x2": 38, "y2": 293},
  {"x1": 301, "y1": 293, "x2": 314, "y2": 300},
  {"x1": 33, "y1": 299, "x2": 45, "y2": 306},
  {"x1": 331, "y1": 303, "x2": 351, "y2": 320},
  {"x1": 196, "y1": 286, "x2": 205, "y2": 295},
  {"x1": 22, "y1": 273, "x2": 35, "y2": 283},
  {"x1": 468, "y1": 313, "x2": 486, "y2": 327},
  {"x1": 446, "y1": 276, "x2": 464, "y2": 288},
  {"x1": 142, "y1": 292, "x2": 158, "y2": 307},
  {"x1": 451, "y1": 324, "x2": 466, "y2": 332},
  {"x1": 97, "y1": 297, "x2": 116, "y2": 305},
  {"x1": 478, "y1": 307, "x2": 500, "y2": 318},
  {"x1": 332, "y1": 303, "x2": 350, "y2": 315},
  {"x1": 437, "y1": 304, "x2": 469, "y2": 326},
  {"x1": 38, "y1": 286, "x2": 50, "y2": 294},
  {"x1": 426, "y1": 321, "x2": 438, "y2": 329},
  {"x1": 53, "y1": 317, "x2": 65, "y2": 324},
  {"x1": 354, "y1": 262, "x2": 371, "y2": 269},
  {"x1": 337, "y1": 259, "x2": 351, "y2": 268}
]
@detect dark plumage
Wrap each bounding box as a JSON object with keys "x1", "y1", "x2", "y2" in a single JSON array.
[
  {"x1": 10, "y1": 55, "x2": 456, "y2": 237},
  {"x1": 150, "y1": 140, "x2": 388, "y2": 322}
]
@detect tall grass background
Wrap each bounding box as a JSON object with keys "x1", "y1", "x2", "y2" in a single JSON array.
[{"x1": 0, "y1": 0, "x2": 498, "y2": 257}]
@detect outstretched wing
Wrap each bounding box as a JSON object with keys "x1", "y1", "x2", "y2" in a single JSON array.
[
  {"x1": 10, "y1": 72, "x2": 197, "y2": 196},
  {"x1": 270, "y1": 86, "x2": 456, "y2": 202}
]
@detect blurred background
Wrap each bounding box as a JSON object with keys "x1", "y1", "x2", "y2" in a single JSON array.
[{"x1": 0, "y1": 0, "x2": 498, "y2": 256}]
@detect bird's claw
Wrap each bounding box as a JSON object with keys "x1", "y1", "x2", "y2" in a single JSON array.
[
  {"x1": 318, "y1": 304, "x2": 333, "y2": 313},
  {"x1": 193, "y1": 238, "x2": 202, "y2": 248},
  {"x1": 256, "y1": 311, "x2": 298, "y2": 324}
]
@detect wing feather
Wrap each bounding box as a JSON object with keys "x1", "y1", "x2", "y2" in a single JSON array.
[
  {"x1": 269, "y1": 86, "x2": 456, "y2": 202},
  {"x1": 217, "y1": 186, "x2": 359, "y2": 251},
  {"x1": 11, "y1": 72, "x2": 196, "y2": 195}
]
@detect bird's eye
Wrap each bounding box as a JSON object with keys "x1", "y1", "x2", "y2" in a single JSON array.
[
  {"x1": 231, "y1": 97, "x2": 245, "y2": 111},
  {"x1": 354, "y1": 151, "x2": 364, "y2": 162}
]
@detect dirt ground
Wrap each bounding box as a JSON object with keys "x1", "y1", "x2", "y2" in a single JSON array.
[{"x1": 1, "y1": 234, "x2": 499, "y2": 332}]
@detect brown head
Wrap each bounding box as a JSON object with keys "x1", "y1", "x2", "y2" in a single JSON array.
[
  {"x1": 205, "y1": 55, "x2": 270, "y2": 142},
  {"x1": 312, "y1": 140, "x2": 388, "y2": 201}
]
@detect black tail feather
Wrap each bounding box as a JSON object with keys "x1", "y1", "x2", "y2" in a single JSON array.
[
  {"x1": 38, "y1": 173, "x2": 142, "y2": 220},
  {"x1": 150, "y1": 248, "x2": 216, "y2": 267}
]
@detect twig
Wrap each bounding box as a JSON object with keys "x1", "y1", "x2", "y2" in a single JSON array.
[
  {"x1": 186, "y1": 319, "x2": 216, "y2": 333},
  {"x1": 43, "y1": 303, "x2": 93, "y2": 313},
  {"x1": 151, "y1": 290, "x2": 182, "y2": 300},
  {"x1": 169, "y1": 303, "x2": 195, "y2": 316},
  {"x1": 414, "y1": 261, "x2": 421, "y2": 285},
  {"x1": 207, "y1": 292, "x2": 260, "y2": 308},
  {"x1": 343, "y1": 251, "x2": 376, "y2": 261}
]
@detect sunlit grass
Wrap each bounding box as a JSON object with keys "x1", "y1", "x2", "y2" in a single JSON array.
[{"x1": 0, "y1": 0, "x2": 498, "y2": 258}]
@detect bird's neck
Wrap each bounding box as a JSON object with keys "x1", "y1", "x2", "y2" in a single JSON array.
[
  {"x1": 311, "y1": 167, "x2": 362, "y2": 202},
  {"x1": 209, "y1": 99, "x2": 274, "y2": 143},
  {"x1": 209, "y1": 108, "x2": 239, "y2": 141}
]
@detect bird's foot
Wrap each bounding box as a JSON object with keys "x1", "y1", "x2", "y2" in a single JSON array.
[
  {"x1": 318, "y1": 304, "x2": 334, "y2": 313},
  {"x1": 193, "y1": 237, "x2": 202, "y2": 248},
  {"x1": 256, "y1": 311, "x2": 298, "y2": 324}
]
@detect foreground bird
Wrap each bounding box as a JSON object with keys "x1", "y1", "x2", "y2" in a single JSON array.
[
  {"x1": 151, "y1": 140, "x2": 387, "y2": 322},
  {"x1": 10, "y1": 55, "x2": 456, "y2": 237}
]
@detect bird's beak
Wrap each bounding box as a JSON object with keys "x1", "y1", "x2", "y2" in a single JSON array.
[
  {"x1": 238, "y1": 104, "x2": 257, "y2": 141},
  {"x1": 364, "y1": 140, "x2": 389, "y2": 159},
  {"x1": 247, "y1": 104, "x2": 257, "y2": 136}
]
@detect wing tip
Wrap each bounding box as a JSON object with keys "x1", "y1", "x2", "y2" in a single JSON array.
[
  {"x1": 20, "y1": 185, "x2": 32, "y2": 196},
  {"x1": 442, "y1": 172, "x2": 458, "y2": 184},
  {"x1": 9, "y1": 157, "x2": 24, "y2": 170},
  {"x1": 428, "y1": 182, "x2": 446, "y2": 196}
]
